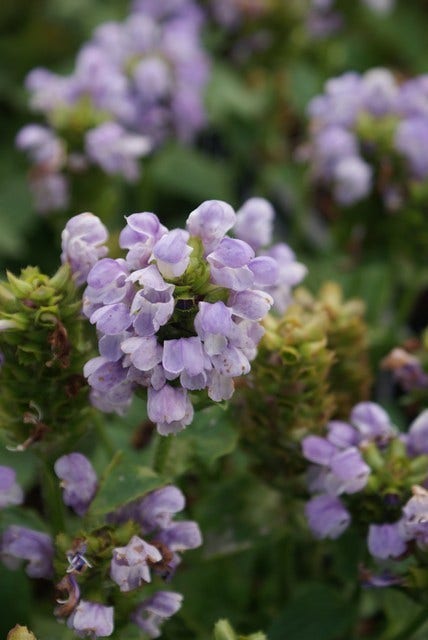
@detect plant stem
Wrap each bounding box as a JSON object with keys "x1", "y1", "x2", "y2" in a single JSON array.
[
  {"x1": 153, "y1": 434, "x2": 173, "y2": 475},
  {"x1": 40, "y1": 457, "x2": 66, "y2": 535},
  {"x1": 94, "y1": 413, "x2": 116, "y2": 459}
]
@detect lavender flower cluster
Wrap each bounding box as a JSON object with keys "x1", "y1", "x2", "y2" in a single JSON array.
[
  {"x1": 303, "y1": 68, "x2": 428, "y2": 208},
  {"x1": 0, "y1": 454, "x2": 201, "y2": 638},
  {"x1": 16, "y1": 0, "x2": 209, "y2": 213},
  {"x1": 61, "y1": 199, "x2": 306, "y2": 434},
  {"x1": 302, "y1": 402, "x2": 428, "y2": 581}
]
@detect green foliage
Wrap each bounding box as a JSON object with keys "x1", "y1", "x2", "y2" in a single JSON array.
[
  {"x1": 268, "y1": 583, "x2": 355, "y2": 640},
  {"x1": 89, "y1": 454, "x2": 163, "y2": 518}
]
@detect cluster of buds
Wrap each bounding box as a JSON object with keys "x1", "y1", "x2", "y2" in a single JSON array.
[
  {"x1": 0, "y1": 263, "x2": 93, "y2": 450},
  {"x1": 61, "y1": 198, "x2": 306, "y2": 435},
  {"x1": 0, "y1": 454, "x2": 201, "y2": 638},
  {"x1": 302, "y1": 401, "x2": 428, "y2": 586},
  {"x1": 235, "y1": 283, "x2": 371, "y2": 489},
  {"x1": 16, "y1": 0, "x2": 208, "y2": 213}
]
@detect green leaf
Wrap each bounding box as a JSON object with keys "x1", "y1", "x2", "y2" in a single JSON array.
[
  {"x1": 268, "y1": 583, "x2": 355, "y2": 640},
  {"x1": 185, "y1": 405, "x2": 238, "y2": 465},
  {"x1": 206, "y1": 64, "x2": 269, "y2": 122},
  {"x1": 150, "y1": 143, "x2": 233, "y2": 202},
  {"x1": 0, "y1": 507, "x2": 50, "y2": 535},
  {"x1": 162, "y1": 405, "x2": 239, "y2": 478},
  {"x1": 0, "y1": 568, "x2": 32, "y2": 639},
  {"x1": 88, "y1": 454, "x2": 163, "y2": 517}
]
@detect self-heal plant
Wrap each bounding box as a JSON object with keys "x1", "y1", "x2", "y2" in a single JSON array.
[
  {"x1": 16, "y1": 0, "x2": 209, "y2": 214},
  {"x1": 75, "y1": 198, "x2": 304, "y2": 434},
  {"x1": 1, "y1": 453, "x2": 201, "y2": 639},
  {"x1": 302, "y1": 402, "x2": 428, "y2": 587}
]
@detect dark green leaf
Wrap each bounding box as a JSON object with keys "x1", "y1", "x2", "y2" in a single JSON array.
[
  {"x1": 150, "y1": 143, "x2": 233, "y2": 202},
  {"x1": 89, "y1": 455, "x2": 163, "y2": 517},
  {"x1": 268, "y1": 583, "x2": 354, "y2": 640}
]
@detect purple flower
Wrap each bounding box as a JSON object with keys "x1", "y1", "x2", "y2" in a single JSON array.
[
  {"x1": 305, "y1": 494, "x2": 351, "y2": 539},
  {"x1": 85, "y1": 122, "x2": 151, "y2": 182},
  {"x1": 303, "y1": 433, "x2": 370, "y2": 496},
  {"x1": 84, "y1": 357, "x2": 134, "y2": 414},
  {"x1": 207, "y1": 237, "x2": 255, "y2": 291},
  {"x1": 194, "y1": 301, "x2": 234, "y2": 352},
  {"x1": 327, "y1": 447, "x2": 371, "y2": 494},
  {"x1": 16, "y1": 124, "x2": 64, "y2": 169},
  {"x1": 332, "y1": 156, "x2": 372, "y2": 205},
  {"x1": 397, "y1": 76, "x2": 428, "y2": 118},
  {"x1": 19, "y1": 0, "x2": 210, "y2": 214},
  {"x1": 131, "y1": 591, "x2": 183, "y2": 638},
  {"x1": 308, "y1": 72, "x2": 362, "y2": 128},
  {"x1": 133, "y1": 57, "x2": 172, "y2": 102},
  {"x1": 28, "y1": 172, "x2": 69, "y2": 214},
  {"x1": 162, "y1": 337, "x2": 207, "y2": 380},
  {"x1": 109, "y1": 485, "x2": 188, "y2": 535},
  {"x1": 361, "y1": 68, "x2": 398, "y2": 117},
  {"x1": 0, "y1": 466, "x2": 23, "y2": 508},
  {"x1": 1, "y1": 526, "x2": 54, "y2": 578},
  {"x1": 147, "y1": 384, "x2": 194, "y2": 434},
  {"x1": 402, "y1": 485, "x2": 428, "y2": 546},
  {"x1": 90, "y1": 303, "x2": 132, "y2": 335},
  {"x1": 121, "y1": 336, "x2": 163, "y2": 371},
  {"x1": 350, "y1": 402, "x2": 394, "y2": 443},
  {"x1": 186, "y1": 200, "x2": 236, "y2": 254},
  {"x1": 155, "y1": 521, "x2": 202, "y2": 574},
  {"x1": 67, "y1": 600, "x2": 114, "y2": 638},
  {"x1": 234, "y1": 198, "x2": 274, "y2": 250},
  {"x1": 61, "y1": 213, "x2": 109, "y2": 286},
  {"x1": 326, "y1": 420, "x2": 358, "y2": 448},
  {"x1": 137, "y1": 486, "x2": 186, "y2": 533},
  {"x1": 152, "y1": 229, "x2": 192, "y2": 279},
  {"x1": 207, "y1": 370, "x2": 235, "y2": 401},
  {"x1": 302, "y1": 436, "x2": 336, "y2": 466},
  {"x1": 311, "y1": 126, "x2": 358, "y2": 179},
  {"x1": 110, "y1": 535, "x2": 162, "y2": 591},
  {"x1": 367, "y1": 522, "x2": 407, "y2": 559},
  {"x1": 407, "y1": 410, "x2": 428, "y2": 456},
  {"x1": 156, "y1": 521, "x2": 202, "y2": 553},
  {"x1": 54, "y1": 453, "x2": 98, "y2": 516},
  {"x1": 84, "y1": 259, "x2": 132, "y2": 309},
  {"x1": 82, "y1": 198, "x2": 293, "y2": 431},
  {"x1": 262, "y1": 243, "x2": 307, "y2": 313},
  {"x1": 128, "y1": 267, "x2": 175, "y2": 337},
  {"x1": 119, "y1": 212, "x2": 167, "y2": 269},
  {"x1": 395, "y1": 117, "x2": 428, "y2": 179},
  {"x1": 228, "y1": 289, "x2": 274, "y2": 322}
]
